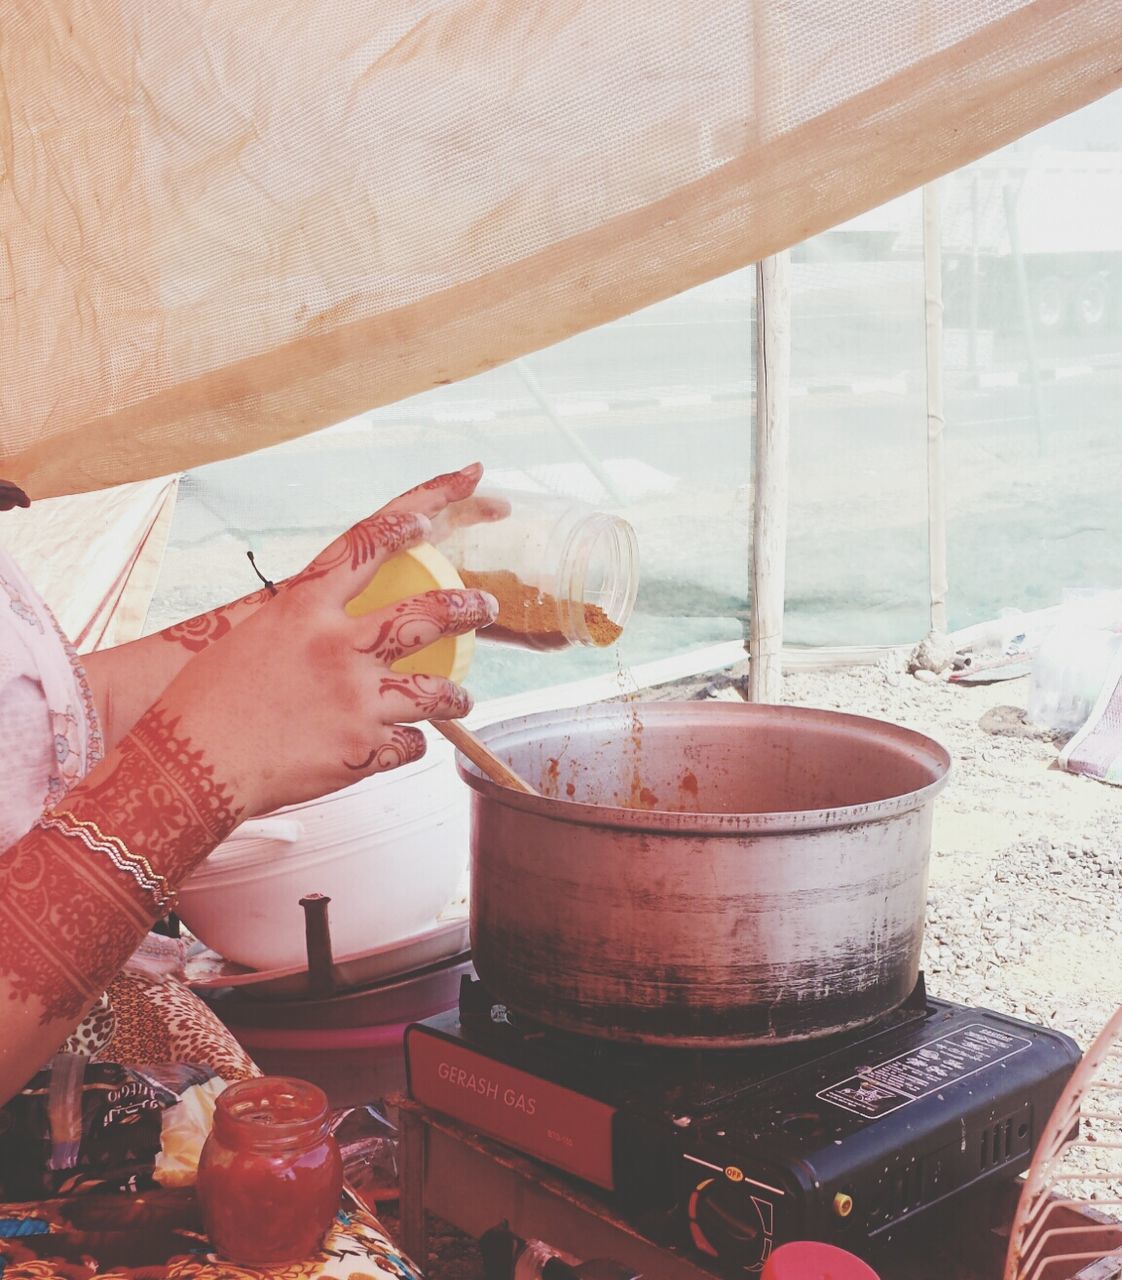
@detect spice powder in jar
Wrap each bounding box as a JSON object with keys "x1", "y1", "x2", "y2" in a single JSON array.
[
  {"x1": 438, "y1": 488, "x2": 638, "y2": 652},
  {"x1": 196, "y1": 1076, "x2": 343, "y2": 1265},
  {"x1": 460, "y1": 568, "x2": 623, "y2": 650}
]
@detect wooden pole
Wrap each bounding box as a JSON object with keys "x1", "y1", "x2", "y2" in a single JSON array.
[
  {"x1": 748, "y1": 252, "x2": 792, "y2": 703},
  {"x1": 1002, "y1": 180, "x2": 1047, "y2": 452},
  {"x1": 968, "y1": 170, "x2": 981, "y2": 371},
  {"x1": 923, "y1": 181, "x2": 949, "y2": 635}
]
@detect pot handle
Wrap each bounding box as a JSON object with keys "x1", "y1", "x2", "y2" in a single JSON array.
[{"x1": 227, "y1": 817, "x2": 305, "y2": 844}]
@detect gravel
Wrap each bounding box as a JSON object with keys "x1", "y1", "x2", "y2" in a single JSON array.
[{"x1": 782, "y1": 660, "x2": 1122, "y2": 1057}]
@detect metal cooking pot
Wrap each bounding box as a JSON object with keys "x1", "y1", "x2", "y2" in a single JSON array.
[{"x1": 459, "y1": 701, "x2": 950, "y2": 1047}]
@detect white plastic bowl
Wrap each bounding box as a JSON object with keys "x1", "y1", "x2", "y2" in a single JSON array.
[{"x1": 177, "y1": 731, "x2": 469, "y2": 971}]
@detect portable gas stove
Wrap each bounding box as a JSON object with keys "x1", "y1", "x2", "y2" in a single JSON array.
[{"x1": 405, "y1": 975, "x2": 1080, "y2": 1272}]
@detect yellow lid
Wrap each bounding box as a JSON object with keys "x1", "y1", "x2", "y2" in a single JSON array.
[{"x1": 344, "y1": 542, "x2": 474, "y2": 682}]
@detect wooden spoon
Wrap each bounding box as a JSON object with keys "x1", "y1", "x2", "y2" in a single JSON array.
[{"x1": 432, "y1": 719, "x2": 540, "y2": 796}]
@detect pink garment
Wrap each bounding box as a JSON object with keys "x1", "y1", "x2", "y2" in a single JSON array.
[
  {"x1": 0, "y1": 551, "x2": 187, "y2": 1055},
  {"x1": 0, "y1": 551, "x2": 103, "y2": 849}
]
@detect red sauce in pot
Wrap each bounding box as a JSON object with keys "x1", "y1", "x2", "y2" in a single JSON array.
[{"x1": 196, "y1": 1076, "x2": 343, "y2": 1265}]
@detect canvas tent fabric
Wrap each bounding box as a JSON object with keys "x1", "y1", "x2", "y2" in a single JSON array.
[
  {"x1": 3, "y1": 0, "x2": 1122, "y2": 500},
  {"x1": 0, "y1": 478, "x2": 179, "y2": 649}
]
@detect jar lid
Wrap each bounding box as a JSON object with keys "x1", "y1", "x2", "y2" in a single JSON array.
[
  {"x1": 214, "y1": 1076, "x2": 332, "y2": 1150},
  {"x1": 762, "y1": 1242, "x2": 881, "y2": 1280},
  {"x1": 345, "y1": 542, "x2": 474, "y2": 681}
]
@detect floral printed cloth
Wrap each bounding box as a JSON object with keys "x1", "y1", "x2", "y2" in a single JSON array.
[
  {"x1": 0, "y1": 551, "x2": 103, "y2": 850},
  {"x1": 0, "y1": 1192, "x2": 422, "y2": 1279}
]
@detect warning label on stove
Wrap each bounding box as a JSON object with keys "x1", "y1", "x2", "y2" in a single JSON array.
[{"x1": 817, "y1": 1023, "x2": 1034, "y2": 1119}]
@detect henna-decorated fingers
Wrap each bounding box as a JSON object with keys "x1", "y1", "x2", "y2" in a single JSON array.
[
  {"x1": 343, "y1": 724, "x2": 428, "y2": 774},
  {"x1": 282, "y1": 464, "x2": 492, "y2": 602},
  {"x1": 288, "y1": 510, "x2": 431, "y2": 594},
  {"x1": 132, "y1": 467, "x2": 496, "y2": 820},
  {"x1": 428, "y1": 491, "x2": 512, "y2": 544},
  {"x1": 355, "y1": 588, "x2": 498, "y2": 665},
  {"x1": 379, "y1": 461, "x2": 485, "y2": 520},
  {"x1": 373, "y1": 673, "x2": 473, "y2": 724}
]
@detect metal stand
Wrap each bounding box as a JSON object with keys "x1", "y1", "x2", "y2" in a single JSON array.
[
  {"x1": 396, "y1": 1098, "x2": 724, "y2": 1278},
  {"x1": 400, "y1": 1100, "x2": 428, "y2": 1261},
  {"x1": 396, "y1": 1097, "x2": 1032, "y2": 1279}
]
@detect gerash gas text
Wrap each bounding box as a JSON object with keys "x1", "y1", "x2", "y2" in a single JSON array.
[{"x1": 436, "y1": 1060, "x2": 537, "y2": 1114}]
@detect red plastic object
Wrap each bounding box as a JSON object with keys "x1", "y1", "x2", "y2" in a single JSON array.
[{"x1": 762, "y1": 1241, "x2": 880, "y2": 1280}]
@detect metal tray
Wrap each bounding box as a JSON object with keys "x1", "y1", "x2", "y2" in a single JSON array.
[{"x1": 184, "y1": 913, "x2": 470, "y2": 1000}]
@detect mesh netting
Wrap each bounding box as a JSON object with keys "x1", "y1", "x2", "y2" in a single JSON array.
[{"x1": 4, "y1": 0, "x2": 1122, "y2": 499}]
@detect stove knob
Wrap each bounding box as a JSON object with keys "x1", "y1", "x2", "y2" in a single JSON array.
[{"x1": 688, "y1": 1176, "x2": 774, "y2": 1270}]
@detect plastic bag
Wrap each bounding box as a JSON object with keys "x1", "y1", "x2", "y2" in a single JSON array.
[
  {"x1": 1027, "y1": 590, "x2": 1122, "y2": 734},
  {"x1": 0, "y1": 1055, "x2": 224, "y2": 1199}
]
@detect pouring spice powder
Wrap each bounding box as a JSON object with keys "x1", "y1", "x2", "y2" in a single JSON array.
[{"x1": 461, "y1": 569, "x2": 622, "y2": 650}]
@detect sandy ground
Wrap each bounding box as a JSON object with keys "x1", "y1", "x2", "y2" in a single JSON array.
[{"x1": 784, "y1": 662, "x2": 1122, "y2": 1054}]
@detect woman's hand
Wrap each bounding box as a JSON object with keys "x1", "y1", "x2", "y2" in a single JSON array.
[
  {"x1": 146, "y1": 463, "x2": 497, "y2": 819},
  {"x1": 84, "y1": 463, "x2": 501, "y2": 750}
]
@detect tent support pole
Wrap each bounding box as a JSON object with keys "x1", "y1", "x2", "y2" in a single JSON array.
[
  {"x1": 923, "y1": 181, "x2": 949, "y2": 635},
  {"x1": 514, "y1": 359, "x2": 625, "y2": 506},
  {"x1": 1002, "y1": 182, "x2": 1047, "y2": 452},
  {"x1": 748, "y1": 252, "x2": 791, "y2": 703}
]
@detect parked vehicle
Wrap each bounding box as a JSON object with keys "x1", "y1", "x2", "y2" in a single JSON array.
[{"x1": 940, "y1": 150, "x2": 1122, "y2": 336}]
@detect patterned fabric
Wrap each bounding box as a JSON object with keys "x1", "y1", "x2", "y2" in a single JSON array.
[
  {"x1": 96, "y1": 973, "x2": 258, "y2": 1083},
  {"x1": 0, "y1": 1194, "x2": 423, "y2": 1279},
  {"x1": 60, "y1": 993, "x2": 117, "y2": 1058},
  {"x1": 1060, "y1": 647, "x2": 1122, "y2": 786},
  {"x1": 0, "y1": 552, "x2": 103, "y2": 850}
]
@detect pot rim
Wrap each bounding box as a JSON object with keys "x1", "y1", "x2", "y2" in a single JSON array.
[{"x1": 457, "y1": 700, "x2": 951, "y2": 834}]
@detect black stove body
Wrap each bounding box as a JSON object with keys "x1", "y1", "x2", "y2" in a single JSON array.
[{"x1": 405, "y1": 976, "x2": 1080, "y2": 1272}]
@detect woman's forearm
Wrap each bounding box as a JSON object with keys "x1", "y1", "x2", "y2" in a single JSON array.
[
  {"x1": 0, "y1": 703, "x2": 243, "y2": 1104},
  {"x1": 83, "y1": 585, "x2": 275, "y2": 749}
]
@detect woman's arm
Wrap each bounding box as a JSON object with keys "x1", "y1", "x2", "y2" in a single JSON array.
[
  {"x1": 0, "y1": 463, "x2": 497, "y2": 1104},
  {"x1": 82, "y1": 585, "x2": 276, "y2": 751},
  {"x1": 0, "y1": 704, "x2": 242, "y2": 1093}
]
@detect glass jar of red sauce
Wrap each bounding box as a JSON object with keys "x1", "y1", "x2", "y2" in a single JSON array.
[{"x1": 196, "y1": 1076, "x2": 343, "y2": 1265}]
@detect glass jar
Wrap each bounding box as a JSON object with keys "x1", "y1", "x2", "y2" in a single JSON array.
[
  {"x1": 439, "y1": 488, "x2": 639, "y2": 651},
  {"x1": 196, "y1": 1076, "x2": 343, "y2": 1265}
]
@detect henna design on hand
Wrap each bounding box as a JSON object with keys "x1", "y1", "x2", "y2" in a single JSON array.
[
  {"x1": 0, "y1": 707, "x2": 240, "y2": 1024},
  {"x1": 161, "y1": 611, "x2": 232, "y2": 652},
  {"x1": 67, "y1": 707, "x2": 240, "y2": 890},
  {"x1": 377, "y1": 674, "x2": 471, "y2": 719},
  {"x1": 345, "y1": 726, "x2": 427, "y2": 773},
  {"x1": 290, "y1": 512, "x2": 423, "y2": 587},
  {"x1": 0, "y1": 829, "x2": 152, "y2": 1023},
  {"x1": 355, "y1": 590, "x2": 495, "y2": 664},
  {"x1": 160, "y1": 587, "x2": 274, "y2": 653},
  {"x1": 403, "y1": 463, "x2": 482, "y2": 500}
]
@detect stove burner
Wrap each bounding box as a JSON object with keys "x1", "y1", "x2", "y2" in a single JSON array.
[
  {"x1": 457, "y1": 973, "x2": 934, "y2": 1114},
  {"x1": 406, "y1": 976, "x2": 1081, "y2": 1273}
]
